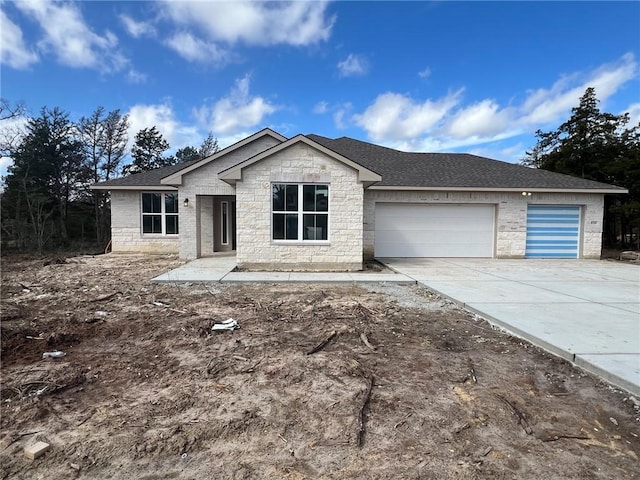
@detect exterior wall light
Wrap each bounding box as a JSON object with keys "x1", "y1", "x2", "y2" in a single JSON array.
[
  {"x1": 183, "y1": 198, "x2": 189, "y2": 207},
  {"x1": 521, "y1": 192, "x2": 532, "y2": 196}
]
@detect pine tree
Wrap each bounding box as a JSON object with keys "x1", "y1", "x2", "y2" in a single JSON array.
[
  {"x1": 122, "y1": 126, "x2": 171, "y2": 175},
  {"x1": 523, "y1": 87, "x2": 640, "y2": 248}
]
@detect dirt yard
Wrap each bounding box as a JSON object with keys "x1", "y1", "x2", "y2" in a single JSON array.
[{"x1": 1, "y1": 254, "x2": 639, "y2": 479}]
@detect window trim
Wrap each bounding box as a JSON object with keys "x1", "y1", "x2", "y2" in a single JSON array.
[
  {"x1": 271, "y1": 183, "x2": 330, "y2": 244},
  {"x1": 221, "y1": 201, "x2": 229, "y2": 245},
  {"x1": 141, "y1": 192, "x2": 179, "y2": 236}
]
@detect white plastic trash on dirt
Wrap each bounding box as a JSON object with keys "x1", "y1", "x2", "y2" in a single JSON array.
[
  {"x1": 212, "y1": 318, "x2": 240, "y2": 331},
  {"x1": 42, "y1": 351, "x2": 66, "y2": 359}
]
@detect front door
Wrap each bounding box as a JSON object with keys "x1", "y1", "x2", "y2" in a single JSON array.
[{"x1": 214, "y1": 196, "x2": 236, "y2": 252}]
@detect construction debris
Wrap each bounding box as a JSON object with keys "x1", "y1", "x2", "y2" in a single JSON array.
[
  {"x1": 1, "y1": 254, "x2": 638, "y2": 479},
  {"x1": 24, "y1": 441, "x2": 50, "y2": 460},
  {"x1": 306, "y1": 330, "x2": 338, "y2": 355},
  {"x1": 356, "y1": 374, "x2": 374, "y2": 448},
  {"x1": 212, "y1": 318, "x2": 240, "y2": 331},
  {"x1": 42, "y1": 351, "x2": 66, "y2": 359}
]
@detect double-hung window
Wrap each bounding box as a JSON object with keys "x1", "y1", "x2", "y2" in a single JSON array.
[
  {"x1": 141, "y1": 192, "x2": 179, "y2": 235},
  {"x1": 272, "y1": 184, "x2": 328, "y2": 241}
]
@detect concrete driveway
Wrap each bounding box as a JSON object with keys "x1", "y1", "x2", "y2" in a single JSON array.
[{"x1": 380, "y1": 258, "x2": 640, "y2": 395}]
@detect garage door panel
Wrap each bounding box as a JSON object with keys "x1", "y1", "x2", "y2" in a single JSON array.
[
  {"x1": 525, "y1": 205, "x2": 580, "y2": 259},
  {"x1": 376, "y1": 223, "x2": 493, "y2": 237},
  {"x1": 374, "y1": 204, "x2": 495, "y2": 258}
]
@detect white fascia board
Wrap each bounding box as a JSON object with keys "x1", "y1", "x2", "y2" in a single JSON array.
[
  {"x1": 368, "y1": 185, "x2": 628, "y2": 194},
  {"x1": 90, "y1": 185, "x2": 178, "y2": 191}
]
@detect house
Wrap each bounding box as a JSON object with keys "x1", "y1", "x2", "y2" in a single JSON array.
[{"x1": 91, "y1": 128, "x2": 627, "y2": 271}]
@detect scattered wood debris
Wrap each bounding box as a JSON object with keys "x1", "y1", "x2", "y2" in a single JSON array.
[
  {"x1": 359, "y1": 332, "x2": 376, "y2": 351},
  {"x1": 357, "y1": 374, "x2": 374, "y2": 448},
  {"x1": 306, "y1": 330, "x2": 338, "y2": 355},
  {"x1": 494, "y1": 393, "x2": 533, "y2": 435},
  {"x1": 90, "y1": 291, "x2": 122, "y2": 302},
  {"x1": 541, "y1": 432, "x2": 590, "y2": 442},
  {"x1": 24, "y1": 441, "x2": 50, "y2": 460}
]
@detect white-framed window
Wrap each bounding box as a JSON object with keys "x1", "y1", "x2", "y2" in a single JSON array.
[
  {"x1": 272, "y1": 183, "x2": 329, "y2": 241},
  {"x1": 141, "y1": 192, "x2": 179, "y2": 235},
  {"x1": 221, "y1": 201, "x2": 229, "y2": 245}
]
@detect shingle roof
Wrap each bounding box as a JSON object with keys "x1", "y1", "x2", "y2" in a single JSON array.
[
  {"x1": 92, "y1": 133, "x2": 626, "y2": 192},
  {"x1": 306, "y1": 135, "x2": 626, "y2": 191},
  {"x1": 92, "y1": 160, "x2": 200, "y2": 188}
]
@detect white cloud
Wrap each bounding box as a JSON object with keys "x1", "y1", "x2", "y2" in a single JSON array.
[
  {"x1": 0, "y1": 156, "x2": 13, "y2": 177},
  {"x1": 333, "y1": 103, "x2": 353, "y2": 130},
  {"x1": 15, "y1": 0, "x2": 127, "y2": 73},
  {"x1": 625, "y1": 103, "x2": 640, "y2": 127},
  {"x1": 444, "y1": 99, "x2": 513, "y2": 139},
  {"x1": 467, "y1": 143, "x2": 526, "y2": 164},
  {"x1": 194, "y1": 75, "x2": 278, "y2": 135},
  {"x1": 119, "y1": 14, "x2": 156, "y2": 38},
  {"x1": 127, "y1": 101, "x2": 201, "y2": 152},
  {"x1": 353, "y1": 53, "x2": 639, "y2": 155},
  {"x1": 418, "y1": 67, "x2": 431, "y2": 79},
  {"x1": 521, "y1": 53, "x2": 637, "y2": 126},
  {"x1": 353, "y1": 90, "x2": 463, "y2": 142},
  {"x1": 0, "y1": 10, "x2": 38, "y2": 69},
  {"x1": 160, "y1": 1, "x2": 334, "y2": 62},
  {"x1": 126, "y1": 69, "x2": 147, "y2": 84},
  {"x1": 337, "y1": 54, "x2": 369, "y2": 77},
  {"x1": 165, "y1": 32, "x2": 229, "y2": 65},
  {"x1": 313, "y1": 101, "x2": 329, "y2": 114}
]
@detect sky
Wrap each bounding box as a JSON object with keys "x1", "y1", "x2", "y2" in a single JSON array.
[{"x1": 1, "y1": 0, "x2": 639, "y2": 177}]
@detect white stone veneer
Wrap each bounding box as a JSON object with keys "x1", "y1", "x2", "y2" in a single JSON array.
[
  {"x1": 110, "y1": 190, "x2": 179, "y2": 254},
  {"x1": 363, "y1": 190, "x2": 604, "y2": 259},
  {"x1": 178, "y1": 135, "x2": 280, "y2": 259},
  {"x1": 235, "y1": 143, "x2": 364, "y2": 270}
]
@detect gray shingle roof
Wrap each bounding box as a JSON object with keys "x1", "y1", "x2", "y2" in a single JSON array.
[
  {"x1": 92, "y1": 133, "x2": 626, "y2": 192},
  {"x1": 307, "y1": 135, "x2": 626, "y2": 191},
  {"x1": 92, "y1": 160, "x2": 200, "y2": 188}
]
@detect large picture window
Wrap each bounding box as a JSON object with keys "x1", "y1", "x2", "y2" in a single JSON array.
[
  {"x1": 142, "y1": 192, "x2": 179, "y2": 235},
  {"x1": 272, "y1": 184, "x2": 328, "y2": 241}
]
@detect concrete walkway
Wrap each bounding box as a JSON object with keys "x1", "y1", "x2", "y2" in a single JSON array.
[
  {"x1": 381, "y1": 258, "x2": 640, "y2": 395},
  {"x1": 151, "y1": 255, "x2": 413, "y2": 284}
]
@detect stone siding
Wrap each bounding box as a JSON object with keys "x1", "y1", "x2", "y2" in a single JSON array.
[
  {"x1": 110, "y1": 190, "x2": 179, "y2": 254},
  {"x1": 363, "y1": 190, "x2": 604, "y2": 259},
  {"x1": 235, "y1": 143, "x2": 364, "y2": 270},
  {"x1": 179, "y1": 135, "x2": 280, "y2": 259}
]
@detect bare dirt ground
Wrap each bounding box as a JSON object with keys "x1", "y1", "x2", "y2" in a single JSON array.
[{"x1": 1, "y1": 254, "x2": 639, "y2": 480}]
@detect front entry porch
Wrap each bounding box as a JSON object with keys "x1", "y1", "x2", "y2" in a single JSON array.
[{"x1": 196, "y1": 195, "x2": 236, "y2": 258}]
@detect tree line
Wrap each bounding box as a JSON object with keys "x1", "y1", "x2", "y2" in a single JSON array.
[
  {"x1": 522, "y1": 87, "x2": 640, "y2": 250},
  {"x1": 1, "y1": 88, "x2": 638, "y2": 255},
  {"x1": 0, "y1": 102, "x2": 219, "y2": 253}
]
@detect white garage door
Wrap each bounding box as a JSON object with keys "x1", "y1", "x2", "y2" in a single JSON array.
[{"x1": 374, "y1": 204, "x2": 495, "y2": 257}]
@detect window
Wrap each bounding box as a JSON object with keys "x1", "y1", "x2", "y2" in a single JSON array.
[
  {"x1": 142, "y1": 192, "x2": 179, "y2": 235},
  {"x1": 272, "y1": 184, "x2": 328, "y2": 241},
  {"x1": 221, "y1": 201, "x2": 229, "y2": 245}
]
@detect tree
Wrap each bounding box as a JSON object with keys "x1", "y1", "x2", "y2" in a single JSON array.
[
  {"x1": 522, "y1": 87, "x2": 640, "y2": 248},
  {"x1": 0, "y1": 98, "x2": 26, "y2": 121},
  {"x1": 173, "y1": 146, "x2": 201, "y2": 163},
  {"x1": 198, "y1": 132, "x2": 220, "y2": 158},
  {"x1": 0, "y1": 98, "x2": 27, "y2": 158},
  {"x1": 79, "y1": 107, "x2": 129, "y2": 244},
  {"x1": 122, "y1": 126, "x2": 171, "y2": 175},
  {"x1": 2, "y1": 107, "x2": 85, "y2": 251},
  {"x1": 166, "y1": 132, "x2": 221, "y2": 165},
  {"x1": 101, "y1": 110, "x2": 129, "y2": 181}
]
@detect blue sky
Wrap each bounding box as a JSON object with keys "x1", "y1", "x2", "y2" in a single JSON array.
[{"x1": 1, "y1": 1, "x2": 639, "y2": 176}]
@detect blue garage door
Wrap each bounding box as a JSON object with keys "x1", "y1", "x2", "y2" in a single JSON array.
[{"x1": 525, "y1": 205, "x2": 580, "y2": 258}]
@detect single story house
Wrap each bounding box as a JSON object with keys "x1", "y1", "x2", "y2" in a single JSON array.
[{"x1": 91, "y1": 128, "x2": 627, "y2": 271}]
